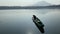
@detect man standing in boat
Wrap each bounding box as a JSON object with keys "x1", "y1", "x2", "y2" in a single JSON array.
[{"x1": 32, "y1": 15, "x2": 45, "y2": 33}]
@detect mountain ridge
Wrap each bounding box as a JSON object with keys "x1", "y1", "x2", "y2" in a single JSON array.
[{"x1": 33, "y1": 1, "x2": 52, "y2": 6}]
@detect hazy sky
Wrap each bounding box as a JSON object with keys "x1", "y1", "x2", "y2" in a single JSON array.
[{"x1": 0, "y1": 0, "x2": 60, "y2": 6}]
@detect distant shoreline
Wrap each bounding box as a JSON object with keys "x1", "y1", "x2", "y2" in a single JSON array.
[{"x1": 0, "y1": 5, "x2": 60, "y2": 10}]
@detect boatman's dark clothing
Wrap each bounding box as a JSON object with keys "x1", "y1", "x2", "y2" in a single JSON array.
[{"x1": 32, "y1": 17, "x2": 44, "y2": 27}]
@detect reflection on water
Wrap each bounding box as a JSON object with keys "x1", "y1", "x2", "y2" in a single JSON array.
[{"x1": 0, "y1": 9, "x2": 60, "y2": 34}]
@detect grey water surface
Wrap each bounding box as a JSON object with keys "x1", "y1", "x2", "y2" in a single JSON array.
[{"x1": 0, "y1": 9, "x2": 60, "y2": 34}]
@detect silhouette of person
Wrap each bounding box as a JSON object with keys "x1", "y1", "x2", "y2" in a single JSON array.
[
  {"x1": 32, "y1": 15, "x2": 44, "y2": 27},
  {"x1": 32, "y1": 15, "x2": 45, "y2": 33}
]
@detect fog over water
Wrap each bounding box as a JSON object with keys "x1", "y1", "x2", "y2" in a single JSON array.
[{"x1": 0, "y1": 9, "x2": 60, "y2": 34}]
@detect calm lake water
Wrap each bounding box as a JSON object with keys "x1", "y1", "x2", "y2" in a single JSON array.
[{"x1": 0, "y1": 9, "x2": 60, "y2": 34}]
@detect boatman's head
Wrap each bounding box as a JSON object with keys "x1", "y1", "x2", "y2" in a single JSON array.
[{"x1": 33, "y1": 15, "x2": 36, "y2": 19}]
